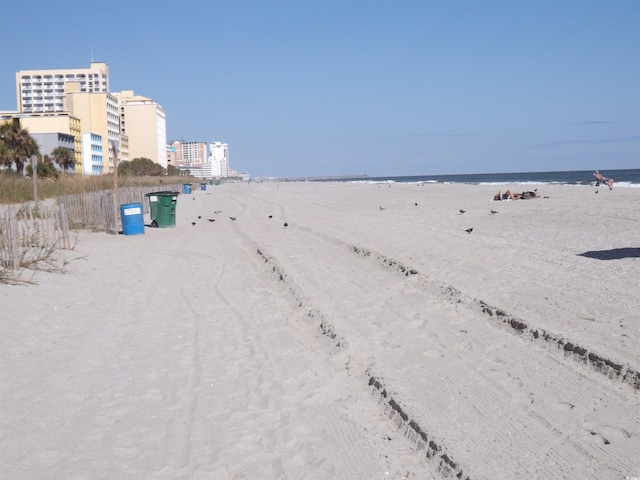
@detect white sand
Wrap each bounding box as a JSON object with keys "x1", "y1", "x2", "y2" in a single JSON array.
[{"x1": 1, "y1": 182, "x2": 639, "y2": 479}]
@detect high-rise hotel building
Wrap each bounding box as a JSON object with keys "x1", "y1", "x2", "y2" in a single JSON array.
[
  {"x1": 114, "y1": 90, "x2": 167, "y2": 170},
  {"x1": 15, "y1": 62, "x2": 110, "y2": 114},
  {"x1": 209, "y1": 142, "x2": 229, "y2": 177}
]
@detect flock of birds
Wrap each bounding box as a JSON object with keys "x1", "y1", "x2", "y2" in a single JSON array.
[
  {"x1": 378, "y1": 204, "x2": 503, "y2": 235},
  {"x1": 185, "y1": 190, "x2": 528, "y2": 235},
  {"x1": 189, "y1": 209, "x2": 288, "y2": 228}
]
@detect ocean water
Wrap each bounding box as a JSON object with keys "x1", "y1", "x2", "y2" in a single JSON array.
[{"x1": 360, "y1": 169, "x2": 640, "y2": 187}]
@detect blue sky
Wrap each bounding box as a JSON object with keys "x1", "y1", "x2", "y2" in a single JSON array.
[{"x1": 1, "y1": 0, "x2": 638, "y2": 177}]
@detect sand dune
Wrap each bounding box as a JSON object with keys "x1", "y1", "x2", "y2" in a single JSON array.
[{"x1": 2, "y1": 182, "x2": 638, "y2": 479}]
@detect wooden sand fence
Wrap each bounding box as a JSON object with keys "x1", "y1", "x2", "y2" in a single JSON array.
[
  {"x1": 59, "y1": 184, "x2": 183, "y2": 234},
  {"x1": 0, "y1": 201, "x2": 71, "y2": 272},
  {"x1": 1, "y1": 185, "x2": 183, "y2": 275}
]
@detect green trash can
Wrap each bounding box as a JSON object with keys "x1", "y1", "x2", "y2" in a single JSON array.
[{"x1": 145, "y1": 191, "x2": 178, "y2": 228}]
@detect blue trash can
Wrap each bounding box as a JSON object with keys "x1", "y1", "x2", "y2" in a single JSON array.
[
  {"x1": 182, "y1": 183, "x2": 192, "y2": 194},
  {"x1": 201, "y1": 183, "x2": 207, "y2": 191},
  {"x1": 120, "y1": 203, "x2": 145, "y2": 235}
]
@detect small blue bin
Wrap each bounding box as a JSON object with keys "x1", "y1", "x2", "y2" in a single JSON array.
[
  {"x1": 201, "y1": 183, "x2": 207, "y2": 191},
  {"x1": 120, "y1": 203, "x2": 145, "y2": 235},
  {"x1": 182, "y1": 183, "x2": 192, "y2": 194}
]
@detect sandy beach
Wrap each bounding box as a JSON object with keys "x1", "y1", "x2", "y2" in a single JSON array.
[{"x1": 1, "y1": 181, "x2": 639, "y2": 480}]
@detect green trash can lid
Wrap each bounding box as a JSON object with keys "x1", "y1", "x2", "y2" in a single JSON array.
[{"x1": 147, "y1": 190, "x2": 175, "y2": 196}]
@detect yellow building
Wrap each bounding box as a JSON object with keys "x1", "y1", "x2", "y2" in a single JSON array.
[
  {"x1": 64, "y1": 83, "x2": 123, "y2": 173},
  {"x1": 17, "y1": 113, "x2": 83, "y2": 173}
]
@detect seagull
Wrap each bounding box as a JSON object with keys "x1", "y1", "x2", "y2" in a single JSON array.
[
  {"x1": 490, "y1": 210, "x2": 498, "y2": 214},
  {"x1": 208, "y1": 219, "x2": 215, "y2": 222},
  {"x1": 379, "y1": 206, "x2": 385, "y2": 211},
  {"x1": 198, "y1": 215, "x2": 201, "y2": 219},
  {"x1": 415, "y1": 203, "x2": 418, "y2": 206},
  {"x1": 268, "y1": 215, "x2": 273, "y2": 219},
  {"x1": 283, "y1": 222, "x2": 288, "y2": 227},
  {"x1": 465, "y1": 228, "x2": 473, "y2": 234},
  {"x1": 595, "y1": 190, "x2": 599, "y2": 194},
  {"x1": 459, "y1": 209, "x2": 466, "y2": 214},
  {"x1": 229, "y1": 217, "x2": 236, "y2": 221},
  {"x1": 191, "y1": 222, "x2": 196, "y2": 226}
]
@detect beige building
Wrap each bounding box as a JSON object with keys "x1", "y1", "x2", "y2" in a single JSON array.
[
  {"x1": 171, "y1": 140, "x2": 207, "y2": 177},
  {"x1": 15, "y1": 62, "x2": 109, "y2": 114},
  {"x1": 114, "y1": 90, "x2": 167, "y2": 169}
]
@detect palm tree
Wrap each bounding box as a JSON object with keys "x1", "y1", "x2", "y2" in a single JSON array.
[
  {"x1": 51, "y1": 146, "x2": 75, "y2": 175},
  {"x1": 0, "y1": 120, "x2": 39, "y2": 175}
]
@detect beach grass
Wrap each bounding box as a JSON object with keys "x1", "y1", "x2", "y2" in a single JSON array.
[{"x1": 0, "y1": 171, "x2": 186, "y2": 205}]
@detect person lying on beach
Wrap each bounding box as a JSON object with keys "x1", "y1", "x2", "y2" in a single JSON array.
[
  {"x1": 593, "y1": 170, "x2": 613, "y2": 189},
  {"x1": 494, "y1": 189, "x2": 515, "y2": 201},
  {"x1": 518, "y1": 190, "x2": 539, "y2": 199}
]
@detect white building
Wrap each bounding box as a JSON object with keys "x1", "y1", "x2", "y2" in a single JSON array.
[
  {"x1": 81, "y1": 132, "x2": 103, "y2": 175},
  {"x1": 208, "y1": 142, "x2": 229, "y2": 178}
]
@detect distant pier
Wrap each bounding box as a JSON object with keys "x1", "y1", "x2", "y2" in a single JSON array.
[{"x1": 274, "y1": 174, "x2": 369, "y2": 182}]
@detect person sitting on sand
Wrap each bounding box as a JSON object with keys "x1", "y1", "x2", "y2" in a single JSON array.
[
  {"x1": 593, "y1": 170, "x2": 613, "y2": 189},
  {"x1": 494, "y1": 189, "x2": 515, "y2": 201}
]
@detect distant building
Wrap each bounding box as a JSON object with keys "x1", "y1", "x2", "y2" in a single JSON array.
[
  {"x1": 114, "y1": 90, "x2": 167, "y2": 169},
  {"x1": 208, "y1": 142, "x2": 229, "y2": 178},
  {"x1": 171, "y1": 140, "x2": 208, "y2": 178},
  {"x1": 167, "y1": 144, "x2": 177, "y2": 169}
]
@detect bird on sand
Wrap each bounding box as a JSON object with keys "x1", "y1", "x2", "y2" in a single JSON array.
[
  {"x1": 268, "y1": 215, "x2": 273, "y2": 218},
  {"x1": 191, "y1": 222, "x2": 196, "y2": 226},
  {"x1": 214, "y1": 210, "x2": 222, "y2": 214},
  {"x1": 198, "y1": 215, "x2": 202, "y2": 219},
  {"x1": 229, "y1": 217, "x2": 236, "y2": 221},
  {"x1": 490, "y1": 210, "x2": 498, "y2": 214},
  {"x1": 207, "y1": 219, "x2": 215, "y2": 222},
  {"x1": 465, "y1": 228, "x2": 473, "y2": 234},
  {"x1": 459, "y1": 209, "x2": 466, "y2": 214},
  {"x1": 283, "y1": 222, "x2": 288, "y2": 227},
  {"x1": 379, "y1": 206, "x2": 386, "y2": 211}
]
